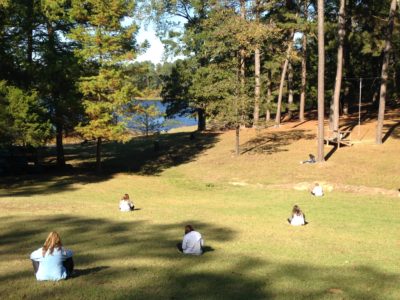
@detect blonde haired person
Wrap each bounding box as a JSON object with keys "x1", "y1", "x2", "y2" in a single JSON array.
[
  {"x1": 119, "y1": 193, "x2": 134, "y2": 212},
  {"x1": 30, "y1": 231, "x2": 73, "y2": 281}
]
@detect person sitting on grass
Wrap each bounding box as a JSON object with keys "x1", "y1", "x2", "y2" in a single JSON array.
[
  {"x1": 300, "y1": 154, "x2": 316, "y2": 164},
  {"x1": 311, "y1": 183, "x2": 324, "y2": 197},
  {"x1": 177, "y1": 225, "x2": 204, "y2": 255},
  {"x1": 288, "y1": 205, "x2": 307, "y2": 226},
  {"x1": 119, "y1": 193, "x2": 134, "y2": 212},
  {"x1": 30, "y1": 231, "x2": 74, "y2": 281}
]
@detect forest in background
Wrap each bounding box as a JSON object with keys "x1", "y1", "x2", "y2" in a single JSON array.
[{"x1": 0, "y1": 0, "x2": 399, "y2": 172}]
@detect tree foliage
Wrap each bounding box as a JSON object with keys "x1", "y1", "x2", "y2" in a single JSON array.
[
  {"x1": 0, "y1": 81, "x2": 52, "y2": 147},
  {"x1": 69, "y1": 0, "x2": 140, "y2": 170}
]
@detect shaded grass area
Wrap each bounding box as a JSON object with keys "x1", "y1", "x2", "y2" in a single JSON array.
[
  {"x1": 0, "y1": 131, "x2": 220, "y2": 197},
  {"x1": 1, "y1": 215, "x2": 399, "y2": 300},
  {"x1": 0, "y1": 179, "x2": 399, "y2": 299},
  {"x1": 240, "y1": 130, "x2": 315, "y2": 155}
]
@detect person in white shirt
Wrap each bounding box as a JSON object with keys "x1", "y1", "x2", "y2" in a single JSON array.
[
  {"x1": 177, "y1": 225, "x2": 204, "y2": 255},
  {"x1": 300, "y1": 154, "x2": 316, "y2": 164},
  {"x1": 288, "y1": 205, "x2": 307, "y2": 226},
  {"x1": 311, "y1": 183, "x2": 324, "y2": 197},
  {"x1": 119, "y1": 193, "x2": 134, "y2": 212}
]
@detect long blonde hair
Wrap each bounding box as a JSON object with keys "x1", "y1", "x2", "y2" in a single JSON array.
[{"x1": 42, "y1": 231, "x2": 63, "y2": 256}]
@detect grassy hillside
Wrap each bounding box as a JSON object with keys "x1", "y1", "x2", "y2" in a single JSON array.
[{"x1": 0, "y1": 110, "x2": 399, "y2": 299}]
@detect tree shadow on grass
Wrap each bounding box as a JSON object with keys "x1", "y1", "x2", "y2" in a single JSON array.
[
  {"x1": 0, "y1": 215, "x2": 236, "y2": 263},
  {"x1": 241, "y1": 130, "x2": 315, "y2": 155},
  {"x1": 0, "y1": 214, "x2": 399, "y2": 299},
  {"x1": 0, "y1": 131, "x2": 220, "y2": 197},
  {"x1": 382, "y1": 119, "x2": 400, "y2": 142}
]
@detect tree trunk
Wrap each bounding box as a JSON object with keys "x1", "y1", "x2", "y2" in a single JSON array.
[
  {"x1": 23, "y1": 0, "x2": 34, "y2": 90},
  {"x1": 376, "y1": 0, "x2": 397, "y2": 144},
  {"x1": 253, "y1": 0, "x2": 261, "y2": 128},
  {"x1": 342, "y1": 85, "x2": 350, "y2": 115},
  {"x1": 317, "y1": 0, "x2": 325, "y2": 162},
  {"x1": 233, "y1": 0, "x2": 246, "y2": 155},
  {"x1": 342, "y1": 0, "x2": 354, "y2": 116},
  {"x1": 287, "y1": 62, "x2": 294, "y2": 120},
  {"x1": 299, "y1": 1, "x2": 308, "y2": 122},
  {"x1": 266, "y1": 70, "x2": 272, "y2": 123},
  {"x1": 235, "y1": 125, "x2": 240, "y2": 155},
  {"x1": 330, "y1": 0, "x2": 346, "y2": 133},
  {"x1": 56, "y1": 122, "x2": 65, "y2": 167},
  {"x1": 275, "y1": 30, "x2": 294, "y2": 126},
  {"x1": 253, "y1": 46, "x2": 261, "y2": 127},
  {"x1": 26, "y1": 0, "x2": 34, "y2": 64},
  {"x1": 197, "y1": 107, "x2": 206, "y2": 131},
  {"x1": 239, "y1": 0, "x2": 246, "y2": 127},
  {"x1": 96, "y1": 137, "x2": 102, "y2": 173},
  {"x1": 48, "y1": 23, "x2": 66, "y2": 167}
]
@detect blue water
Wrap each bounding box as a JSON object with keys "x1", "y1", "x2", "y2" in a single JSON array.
[{"x1": 128, "y1": 100, "x2": 197, "y2": 133}]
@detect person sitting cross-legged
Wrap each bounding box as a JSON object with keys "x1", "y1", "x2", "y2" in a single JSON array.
[
  {"x1": 30, "y1": 231, "x2": 74, "y2": 281},
  {"x1": 311, "y1": 183, "x2": 324, "y2": 197},
  {"x1": 288, "y1": 205, "x2": 307, "y2": 226},
  {"x1": 119, "y1": 193, "x2": 134, "y2": 212},
  {"x1": 177, "y1": 225, "x2": 204, "y2": 255}
]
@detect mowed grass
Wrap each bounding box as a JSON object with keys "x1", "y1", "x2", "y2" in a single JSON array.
[{"x1": 0, "y1": 116, "x2": 399, "y2": 300}]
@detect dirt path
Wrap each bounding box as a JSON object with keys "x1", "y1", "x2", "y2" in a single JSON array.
[{"x1": 229, "y1": 181, "x2": 400, "y2": 198}]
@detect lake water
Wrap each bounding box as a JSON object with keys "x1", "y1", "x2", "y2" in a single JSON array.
[{"x1": 128, "y1": 100, "x2": 197, "y2": 132}]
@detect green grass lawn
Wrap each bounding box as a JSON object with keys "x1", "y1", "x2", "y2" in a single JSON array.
[{"x1": 0, "y1": 126, "x2": 399, "y2": 299}]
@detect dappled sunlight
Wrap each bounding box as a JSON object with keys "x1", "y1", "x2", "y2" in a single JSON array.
[
  {"x1": 0, "y1": 195, "x2": 399, "y2": 299},
  {"x1": 0, "y1": 132, "x2": 220, "y2": 196}
]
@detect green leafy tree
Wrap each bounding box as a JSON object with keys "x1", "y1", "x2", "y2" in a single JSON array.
[
  {"x1": 129, "y1": 101, "x2": 165, "y2": 136},
  {"x1": 0, "y1": 0, "x2": 83, "y2": 166},
  {"x1": 127, "y1": 61, "x2": 162, "y2": 99},
  {"x1": 40, "y1": 0, "x2": 84, "y2": 167},
  {"x1": 69, "y1": 0, "x2": 140, "y2": 172},
  {"x1": 0, "y1": 81, "x2": 52, "y2": 147}
]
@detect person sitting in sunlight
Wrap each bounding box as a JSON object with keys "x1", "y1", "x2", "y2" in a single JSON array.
[
  {"x1": 177, "y1": 225, "x2": 204, "y2": 255},
  {"x1": 311, "y1": 183, "x2": 324, "y2": 197},
  {"x1": 300, "y1": 154, "x2": 316, "y2": 164},
  {"x1": 30, "y1": 231, "x2": 74, "y2": 281},
  {"x1": 288, "y1": 205, "x2": 307, "y2": 226},
  {"x1": 119, "y1": 193, "x2": 134, "y2": 212}
]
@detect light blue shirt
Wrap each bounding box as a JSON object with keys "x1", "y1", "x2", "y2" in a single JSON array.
[{"x1": 30, "y1": 247, "x2": 73, "y2": 281}]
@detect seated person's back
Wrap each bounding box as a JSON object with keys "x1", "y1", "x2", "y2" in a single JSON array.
[
  {"x1": 290, "y1": 213, "x2": 305, "y2": 226},
  {"x1": 311, "y1": 183, "x2": 324, "y2": 197},
  {"x1": 288, "y1": 205, "x2": 306, "y2": 226},
  {"x1": 119, "y1": 193, "x2": 134, "y2": 211},
  {"x1": 30, "y1": 231, "x2": 73, "y2": 281},
  {"x1": 182, "y1": 225, "x2": 204, "y2": 255}
]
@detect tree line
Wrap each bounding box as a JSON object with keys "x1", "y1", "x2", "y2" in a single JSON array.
[
  {"x1": 156, "y1": 0, "x2": 399, "y2": 158},
  {"x1": 0, "y1": 0, "x2": 167, "y2": 172},
  {"x1": 0, "y1": 0, "x2": 399, "y2": 172}
]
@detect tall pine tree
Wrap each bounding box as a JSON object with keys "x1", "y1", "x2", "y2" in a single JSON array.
[{"x1": 69, "y1": 0, "x2": 140, "y2": 172}]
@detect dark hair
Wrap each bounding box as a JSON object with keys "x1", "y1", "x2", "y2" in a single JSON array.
[
  {"x1": 185, "y1": 225, "x2": 194, "y2": 234},
  {"x1": 292, "y1": 205, "x2": 302, "y2": 216}
]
